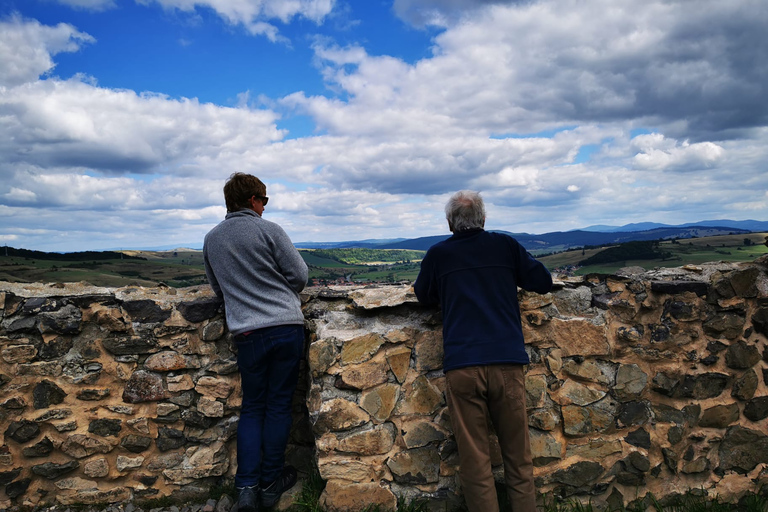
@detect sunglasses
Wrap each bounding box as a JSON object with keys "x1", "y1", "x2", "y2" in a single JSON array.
[{"x1": 254, "y1": 195, "x2": 269, "y2": 205}]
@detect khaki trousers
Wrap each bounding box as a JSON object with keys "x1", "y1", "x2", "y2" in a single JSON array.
[{"x1": 445, "y1": 364, "x2": 536, "y2": 512}]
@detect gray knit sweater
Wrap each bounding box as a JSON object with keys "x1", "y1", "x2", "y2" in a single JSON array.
[{"x1": 203, "y1": 209, "x2": 308, "y2": 335}]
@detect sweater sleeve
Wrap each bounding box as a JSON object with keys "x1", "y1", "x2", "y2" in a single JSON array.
[
  {"x1": 515, "y1": 242, "x2": 553, "y2": 294},
  {"x1": 413, "y1": 250, "x2": 439, "y2": 306},
  {"x1": 203, "y1": 240, "x2": 223, "y2": 299},
  {"x1": 272, "y1": 225, "x2": 309, "y2": 293}
]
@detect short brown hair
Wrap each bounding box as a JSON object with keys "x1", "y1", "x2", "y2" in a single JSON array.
[{"x1": 223, "y1": 173, "x2": 266, "y2": 212}]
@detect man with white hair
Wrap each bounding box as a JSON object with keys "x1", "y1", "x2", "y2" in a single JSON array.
[{"x1": 414, "y1": 190, "x2": 552, "y2": 512}]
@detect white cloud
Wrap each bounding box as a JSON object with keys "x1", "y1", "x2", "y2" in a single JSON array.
[
  {"x1": 0, "y1": 16, "x2": 94, "y2": 87},
  {"x1": 53, "y1": 0, "x2": 117, "y2": 10},
  {"x1": 138, "y1": 0, "x2": 336, "y2": 40}
]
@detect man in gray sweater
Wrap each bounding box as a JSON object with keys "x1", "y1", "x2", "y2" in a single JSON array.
[{"x1": 204, "y1": 173, "x2": 308, "y2": 512}]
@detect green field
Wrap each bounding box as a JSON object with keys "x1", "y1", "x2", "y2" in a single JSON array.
[
  {"x1": 1, "y1": 234, "x2": 765, "y2": 287},
  {"x1": 540, "y1": 232, "x2": 768, "y2": 275}
]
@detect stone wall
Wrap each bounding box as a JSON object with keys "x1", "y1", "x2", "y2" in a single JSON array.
[{"x1": 1, "y1": 257, "x2": 768, "y2": 510}]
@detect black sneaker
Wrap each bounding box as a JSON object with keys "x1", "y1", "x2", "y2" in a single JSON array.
[
  {"x1": 260, "y1": 466, "x2": 297, "y2": 508},
  {"x1": 236, "y1": 485, "x2": 260, "y2": 512}
]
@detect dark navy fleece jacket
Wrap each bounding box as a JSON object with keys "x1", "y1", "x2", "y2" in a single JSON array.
[{"x1": 413, "y1": 228, "x2": 553, "y2": 371}]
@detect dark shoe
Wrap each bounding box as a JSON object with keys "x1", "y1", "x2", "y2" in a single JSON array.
[
  {"x1": 261, "y1": 466, "x2": 297, "y2": 508},
  {"x1": 236, "y1": 485, "x2": 260, "y2": 512}
]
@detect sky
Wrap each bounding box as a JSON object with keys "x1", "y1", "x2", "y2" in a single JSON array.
[{"x1": 1, "y1": 0, "x2": 767, "y2": 252}]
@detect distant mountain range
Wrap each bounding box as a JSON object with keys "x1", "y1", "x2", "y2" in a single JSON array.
[
  {"x1": 297, "y1": 219, "x2": 768, "y2": 253},
  {"x1": 112, "y1": 219, "x2": 768, "y2": 253}
]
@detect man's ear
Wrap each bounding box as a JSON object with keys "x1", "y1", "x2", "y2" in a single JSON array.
[{"x1": 448, "y1": 220, "x2": 454, "y2": 233}]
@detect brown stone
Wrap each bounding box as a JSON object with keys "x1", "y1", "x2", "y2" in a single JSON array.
[
  {"x1": 122, "y1": 370, "x2": 168, "y2": 403},
  {"x1": 549, "y1": 318, "x2": 610, "y2": 356},
  {"x1": 348, "y1": 285, "x2": 415, "y2": 309},
  {"x1": 317, "y1": 456, "x2": 378, "y2": 482},
  {"x1": 197, "y1": 396, "x2": 224, "y2": 417},
  {"x1": 530, "y1": 429, "x2": 562, "y2": 466},
  {"x1": 309, "y1": 339, "x2": 338, "y2": 377},
  {"x1": 61, "y1": 434, "x2": 114, "y2": 458},
  {"x1": 562, "y1": 359, "x2": 614, "y2": 385},
  {"x1": 699, "y1": 403, "x2": 740, "y2": 428},
  {"x1": 525, "y1": 375, "x2": 549, "y2": 409},
  {"x1": 336, "y1": 423, "x2": 396, "y2": 455},
  {"x1": 565, "y1": 439, "x2": 622, "y2": 459},
  {"x1": 401, "y1": 419, "x2": 446, "y2": 449},
  {"x1": 314, "y1": 398, "x2": 370, "y2": 433},
  {"x1": 387, "y1": 446, "x2": 440, "y2": 484},
  {"x1": 340, "y1": 333, "x2": 386, "y2": 365},
  {"x1": 386, "y1": 345, "x2": 412, "y2": 383},
  {"x1": 562, "y1": 399, "x2": 616, "y2": 436},
  {"x1": 413, "y1": 330, "x2": 443, "y2": 372},
  {"x1": 529, "y1": 409, "x2": 560, "y2": 431},
  {"x1": 553, "y1": 380, "x2": 606, "y2": 406},
  {"x1": 320, "y1": 480, "x2": 397, "y2": 512},
  {"x1": 144, "y1": 351, "x2": 190, "y2": 371},
  {"x1": 360, "y1": 383, "x2": 400, "y2": 422},
  {"x1": 394, "y1": 375, "x2": 444, "y2": 415},
  {"x1": 519, "y1": 291, "x2": 553, "y2": 310},
  {"x1": 167, "y1": 374, "x2": 195, "y2": 392},
  {"x1": 1, "y1": 344, "x2": 37, "y2": 364},
  {"x1": 57, "y1": 486, "x2": 132, "y2": 505},
  {"x1": 337, "y1": 357, "x2": 389, "y2": 390},
  {"x1": 195, "y1": 376, "x2": 233, "y2": 398}
]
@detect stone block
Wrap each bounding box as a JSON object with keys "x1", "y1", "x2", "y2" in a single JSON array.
[
  {"x1": 314, "y1": 398, "x2": 370, "y2": 434},
  {"x1": 360, "y1": 383, "x2": 400, "y2": 422},
  {"x1": 341, "y1": 333, "x2": 386, "y2": 365},
  {"x1": 320, "y1": 480, "x2": 397, "y2": 512}
]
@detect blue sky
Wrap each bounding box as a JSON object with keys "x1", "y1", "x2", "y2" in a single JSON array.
[{"x1": 1, "y1": 0, "x2": 767, "y2": 251}]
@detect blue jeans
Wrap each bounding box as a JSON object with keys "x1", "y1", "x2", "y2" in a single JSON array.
[{"x1": 234, "y1": 324, "x2": 304, "y2": 488}]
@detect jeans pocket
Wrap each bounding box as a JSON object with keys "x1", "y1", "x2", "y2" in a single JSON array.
[
  {"x1": 265, "y1": 325, "x2": 304, "y2": 359},
  {"x1": 501, "y1": 365, "x2": 526, "y2": 404},
  {"x1": 446, "y1": 367, "x2": 478, "y2": 399}
]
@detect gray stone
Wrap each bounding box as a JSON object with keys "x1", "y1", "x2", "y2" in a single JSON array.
[
  {"x1": 177, "y1": 297, "x2": 222, "y2": 322},
  {"x1": 123, "y1": 370, "x2": 168, "y2": 403},
  {"x1": 0, "y1": 468, "x2": 22, "y2": 486},
  {"x1": 562, "y1": 398, "x2": 617, "y2": 436},
  {"x1": 725, "y1": 340, "x2": 761, "y2": 369},
  {"x1": 732, "y1": 369, "x2": 758, "y2": 400},
  {"x1": 102, "y1": 335, "x2": 159, "y2": 355},
  {"x1": 31, "y1": 460, "x2": 80, "y2": 479},
  {"x1": 678, "y1": 373, "x2": 729, "y2": 399},
  {"x1": 617, "y1": 401, "x2": 651, "y2": 428},
  {"x1": 744, "y1": 396, "x2": 768, "y2": 422},
  {"x1": 83, "y1": 458, "x2": 110, "y2": 478},
  {"x1": 89, "y1": 418, "x2": 122, "y2": 437},
  {"x1": 703, "y1": 311, "x2": 745, "y2": 339},
  {"x1": 61, "y1": 434, "x2": 114, "y2": 458},
  {"x1": 615, "y1": 364, "x2": 648, "y2": 400},
  {"x1": 730, "y1": 267, "x2": 760, "y2": 297},
  {"x1": 38, "y1": 304, "x2": 82, "y2": 334},
  {"x1": 76, "y1": 388, "x2": 111, "y2": 401},
  {"x1": 699, "y1": 403, "x2": 740, "y2": 428},
  {"x1": 33, "y1": 379, "x2": 67, "y2": 409},
  {"x1": 625, "y1": 428, "x2": 651, "y2": 449},
  {"x1": 718, "y1": 425, "x2": 768, "y2": 474},
  {"x1": 22, "y1": 436, "x2": 54, "y2": 457},
  {"x1": 651, "y1": 281, "x2": 707, "y2": 296},
  {"x1": 386, "y1": 446, "x2": 440, "y2": 484},
  {"x1": 5, "y1": 420, "x2": 40, "y2": 443},
  {"x1": 668, "y1": 426, "x2": 684, "y2": 445},
  {"x1": 530, "y1": 429, "x2": 562, "y2": 466},
  {"x1": 157, "y1": 427, "x2": 186, "y2": 451},
  {"x1": 752, "y1": 307, "x2": 768, "y2": 336},
  {"x1": 121, "y1": 299, "x2": 172, "y2": 323},
  {"x1": 121, "y1": 434, "x2": 153, "y2": 453},
  {"x1": 202, "y1": 320, "x2": 225, "y2": 341},
  {"x1": 551, "y1": 461, "x2": 604, "y2": 488},
  {"x1": 5, "y1": 477, "x2": 31, "y2": 498},
  {"x1": 662, "y1": 448, "x2": 678, "y2": 473}
]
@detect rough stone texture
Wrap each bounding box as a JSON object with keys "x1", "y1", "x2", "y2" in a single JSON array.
[{"x1": 1, "y1": 262, "x2": 768, "y2": 509}]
